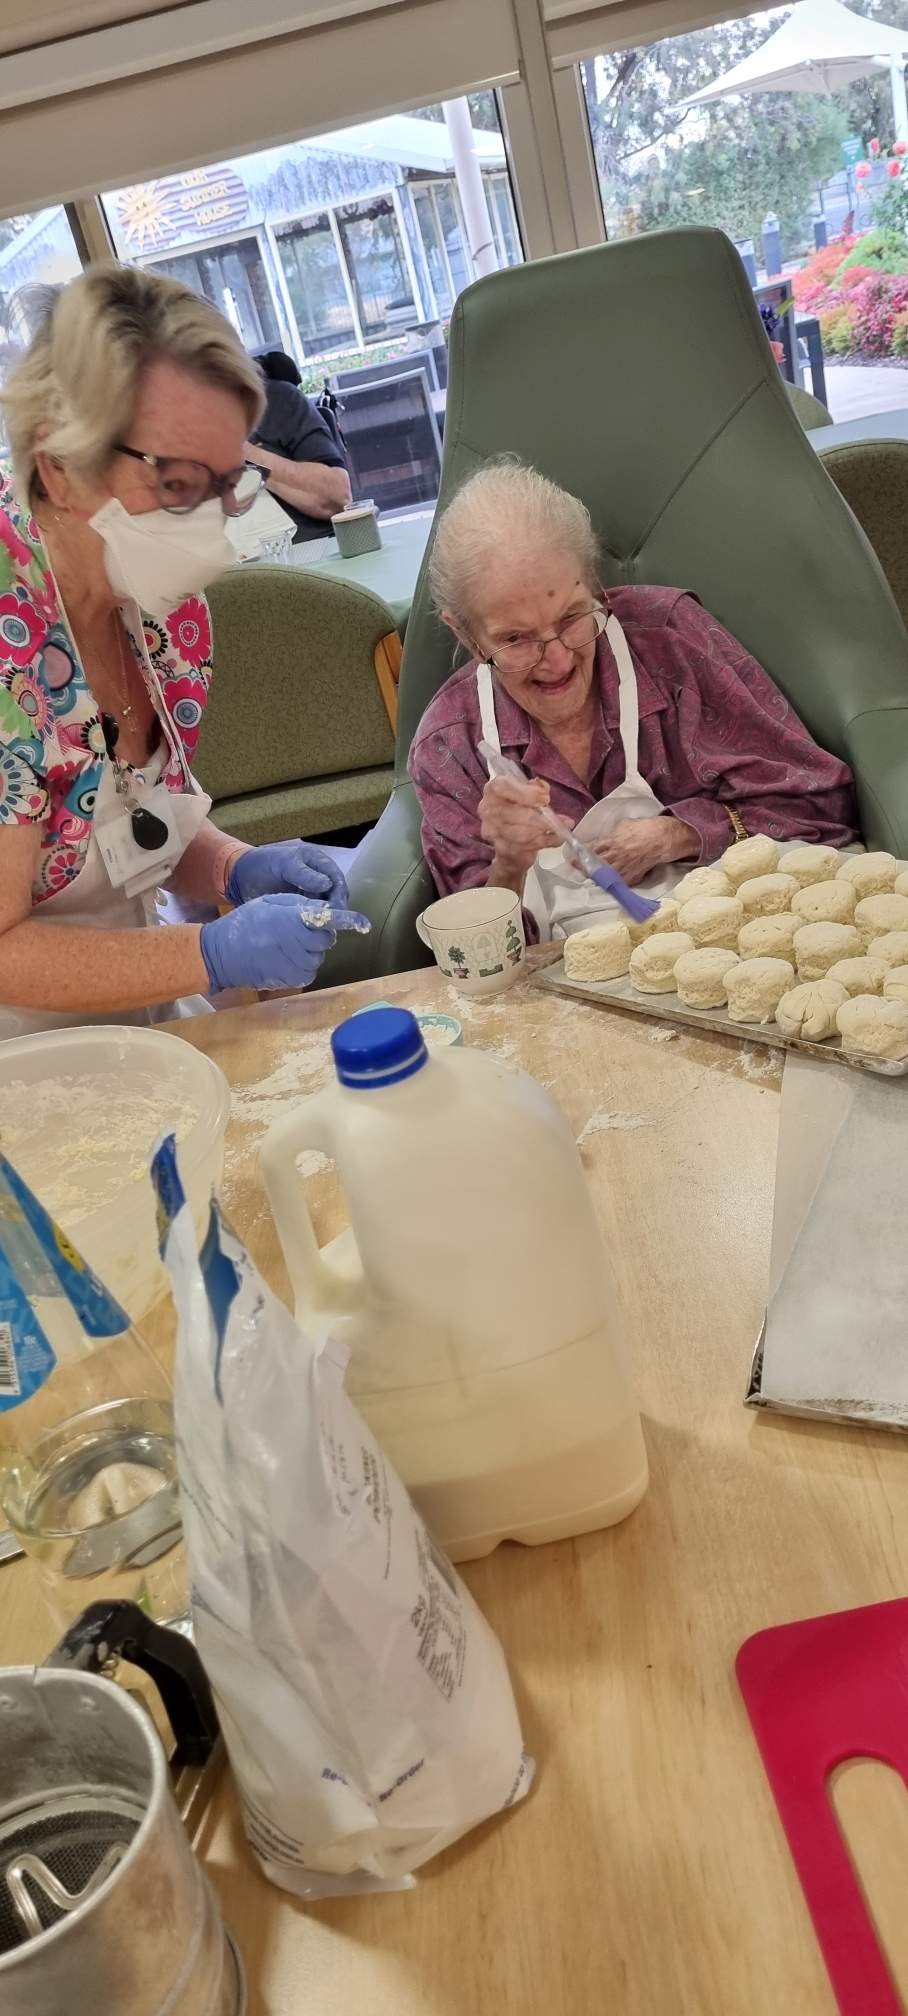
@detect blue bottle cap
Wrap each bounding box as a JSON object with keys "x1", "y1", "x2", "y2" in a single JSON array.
[{"x1": 331, "y1": 1007, "x2": 428, "y2": 1090}]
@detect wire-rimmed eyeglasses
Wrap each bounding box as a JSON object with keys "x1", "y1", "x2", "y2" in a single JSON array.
[{"x1": 486, "y1": 605, "x2": 607, "y2": 676}]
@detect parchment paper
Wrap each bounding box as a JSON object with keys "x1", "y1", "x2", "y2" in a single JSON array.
[{"x1": 760, "y1": 1053, "x2": 908, "y2": 1417}]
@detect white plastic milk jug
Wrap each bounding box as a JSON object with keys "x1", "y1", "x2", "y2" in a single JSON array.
[{"x1": 260, "y1": 1008, "x2": 648, "y2": 1561}]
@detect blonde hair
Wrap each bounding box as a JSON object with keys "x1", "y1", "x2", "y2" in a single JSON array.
[
  {"x1": 429, "y1": 459, "x2": 599, "y2": 630},
  {"x1": 2, "y1": 262, "x2": 265, "y2": 499}
]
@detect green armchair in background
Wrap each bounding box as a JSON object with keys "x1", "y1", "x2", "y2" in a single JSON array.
[
  {"x1": 200, "y1": 566, "x2": 397, "y2": 846},
  {"x1": 321, "y1": 227, "x2": 908, "y2": 988}
]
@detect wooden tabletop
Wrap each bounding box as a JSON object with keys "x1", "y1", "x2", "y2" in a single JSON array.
[{"x1": 5, "y1": 961, "x2": 908, "y2": 2013}]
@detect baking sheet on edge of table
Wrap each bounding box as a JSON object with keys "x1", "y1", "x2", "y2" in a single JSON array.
[{"x1": 532, "y1": 960, "x2": 908, "y2": 1078}]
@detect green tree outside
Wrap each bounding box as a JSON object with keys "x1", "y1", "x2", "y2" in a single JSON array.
[{"x1": 582, "y1": 14, "x2": 851, "y2": 254}]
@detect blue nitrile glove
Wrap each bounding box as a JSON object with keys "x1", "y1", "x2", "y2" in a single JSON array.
[
  {"x1": 225, "y1": 841, "x2": 348, "y2": 910},
  {"x1": 200, "y1": 894, "x2": 368, "y2": 993}
]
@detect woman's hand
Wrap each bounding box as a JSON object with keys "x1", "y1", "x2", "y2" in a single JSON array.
[
  {"x1": 199, "y1": 894, "x2": 368, "y2": 993},
  {"x1": 592, "y1": 814, "x2": 697, "y2": 884},
  {"x1": 226, "y1": 840, "x2": 348, "y2": 910},
  {"x1": 480, "y1": 776, "x2": 555, "y2": 882}
]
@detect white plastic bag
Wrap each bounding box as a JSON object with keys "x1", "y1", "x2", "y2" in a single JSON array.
[{"x1": 152, "y1": 1137, "x2": 533, "y2": 1898}]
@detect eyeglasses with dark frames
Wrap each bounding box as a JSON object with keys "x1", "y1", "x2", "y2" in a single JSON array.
[{"x1": 114, "y1": 445, "x2": 265, "y2": 517}]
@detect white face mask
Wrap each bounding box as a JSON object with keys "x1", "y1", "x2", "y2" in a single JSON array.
[{"x1": 89, "y1": 496, "x2": 234, "y2": 618}]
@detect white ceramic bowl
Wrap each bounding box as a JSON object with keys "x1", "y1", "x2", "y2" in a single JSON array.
[{"x1": 0, "y1": 1025, "x2": 230, "y2": 1317}]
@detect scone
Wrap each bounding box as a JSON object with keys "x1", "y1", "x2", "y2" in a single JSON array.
[
  {"x1": 836, "y1": 852, "x2": 897, "y2": 899},
  {"x1": 676, "y1": 895, "x2": 744, "y2": 950},
  {"x1": 563, "y1": 922, "x2": 631, "y2": 982},
  {"x1": 867, "y1": 930, "x2": 908, "y2": 970},
  {"x1": 674, "y1": 948, "x2": 739, "y2": 1009},
  {"x1": 628, "y1": 931, "x2": 694, "y2": 993},
  {"x1": 673, "y1": 865, "x2": 733, "y2": 904},
  {"x1": 791, "y1": 880, "x2": 856, "y2": 927},
  {"x1": 836, "y1": 993, "x2": 908, "y2": 1060},
  {"x1": 781, "y1": 844, "x2": 841, "y2": 888},
  {"x1": 627, "y1": 898, "x2": 680, "y2": 946},
  {"x1": 775, "y1": 979, "x2": 847, "y2": 1042},
  {"x1": 737, "y1": 873, "x2": 799, "y2": 919},
  {"x1": 737, "y1": 914, "x2": 800, "y2": 961},
  {"x1": 826, "y1": 956, "x2": 887, "y2": 998},
  {"x1": 720, "y1": 833, "x2": 780, "y2": 887},
  {"x1": 883, "y1": 964, "x2": 908, "y2": 1007},
  {"x1": 724, "y1": 957, "x2": 794, "y2": 1024},
  {"x1": 793, "y1": 921, "x2": 861, "y2": 980},
  {"x1": 854, "y1": 893, "x2": 908, "y2": 947}
]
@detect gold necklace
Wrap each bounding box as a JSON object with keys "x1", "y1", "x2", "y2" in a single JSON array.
[{"x1": 110, "y1": 615, "x2": 138, "y2": 726}]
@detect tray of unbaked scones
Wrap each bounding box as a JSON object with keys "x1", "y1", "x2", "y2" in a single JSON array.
[{"x1": 533, "y1": 835, "x2": 908, "y2": 1075}]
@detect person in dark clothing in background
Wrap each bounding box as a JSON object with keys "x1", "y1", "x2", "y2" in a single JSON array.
[{"x1": 245, "y1": 349, "x2": 352, "y2": 542}]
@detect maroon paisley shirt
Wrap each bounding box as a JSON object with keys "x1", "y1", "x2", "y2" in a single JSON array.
[{"x1": 409, "y1": 586, "x2": 858, "y2": 909}]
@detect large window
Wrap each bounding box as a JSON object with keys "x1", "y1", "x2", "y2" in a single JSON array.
[
  {"x1": 580, "y1": 10, "x2": 908, "y2": 423},
  {"x1": 155, "y1": 239, "x2": 280, "y2": 351},
  {"x1": 335, "y1": 196, "x2": 417, "y2": 338},
  {"x1": 0, "y1": 208, "x2": 82, "y2": 391},
  {"x1": 276, "y1": 213, "x2": 355, "y2": 355},
  {"x1": 102, "y1": 95, "x2": 523, "y2": 511},
  {"x1": 434, "y1": 186, "x2": 472, "y2": 298},
  {"x1": 488, "y1": 173, "x2": 521, "y2": 268}
]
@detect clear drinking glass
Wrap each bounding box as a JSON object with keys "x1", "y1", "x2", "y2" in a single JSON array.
[{"x1": 0, "y1": 1155, "x2": 189, "y2": 1635}]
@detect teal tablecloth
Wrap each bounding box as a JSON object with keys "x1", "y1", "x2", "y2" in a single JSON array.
[
  {"x1": 282, "y1": 513, "x2": 433, "y2": 634},
  {"x1": 808, "y1": 407, "x2": 908, "y2": 451}
]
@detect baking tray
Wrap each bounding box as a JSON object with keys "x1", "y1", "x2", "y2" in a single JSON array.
[{"x1": 531, "y1": 959, "x2": 908, "y2": 1078}]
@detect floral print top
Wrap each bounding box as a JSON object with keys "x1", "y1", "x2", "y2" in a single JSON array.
[{"x1": 0, "y1": 465, "x2": 214, "y2": 904}]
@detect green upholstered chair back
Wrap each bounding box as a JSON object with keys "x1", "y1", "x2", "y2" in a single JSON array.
[
  {"x1": 819, "y1": 438, "x2": 908, "y2": 638},
  {"x1": 200, "y1": 566, "x2": 395, "y2": 802},
  {"x1": 784, "y1": 381, "x2": 833, "y2": 430},
  {"x1": 397, "y1": 228, "x2": 908, "y2": 850}
]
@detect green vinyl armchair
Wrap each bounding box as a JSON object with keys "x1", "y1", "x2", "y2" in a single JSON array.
[{"x1": 321, "y1": 226, "x2": 908, "y2": 987}]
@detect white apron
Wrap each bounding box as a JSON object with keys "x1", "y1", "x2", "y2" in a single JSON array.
[
  {"x1": 0, "y1": 601, "x2": 212, "y2": 1039},
  {"x1": 478, "y1": 611, "x2": 687, "y2": 942}
]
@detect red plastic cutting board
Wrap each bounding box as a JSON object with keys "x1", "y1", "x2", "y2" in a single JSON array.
[{"x1": 737, "y1": 1599, "x2": 908, "y2": 2016}]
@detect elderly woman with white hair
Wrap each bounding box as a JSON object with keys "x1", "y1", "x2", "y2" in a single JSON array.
[
  {"x1": 409, "y1": 461, "x2": 858, "y2": 940},
  {"x1": 0, "y1": 264, "x2": 362, "y2": 1036}
]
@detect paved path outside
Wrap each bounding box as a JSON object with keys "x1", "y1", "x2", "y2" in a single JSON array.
[{"x1": 823, "y1": 361, "x2": 908, "y2": 421}]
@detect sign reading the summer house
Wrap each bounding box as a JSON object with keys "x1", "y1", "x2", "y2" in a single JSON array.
[{"x1": 116, "y1": 168, "x2": 249, "y2": 254}]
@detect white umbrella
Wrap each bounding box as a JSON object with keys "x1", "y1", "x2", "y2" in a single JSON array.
[{"x1": 682, "y1": 0, "x2": 908, "y2": 140}]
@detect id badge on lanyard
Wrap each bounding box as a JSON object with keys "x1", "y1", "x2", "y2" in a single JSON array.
[{"x1": 93, "y1": 781, "x2": 185, "y2": 898}]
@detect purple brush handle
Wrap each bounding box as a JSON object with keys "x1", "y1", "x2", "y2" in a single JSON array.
[
  {"x1": 477, "y1": 741, "x2": 660, "y2": 922},
  {"x1": 586, "y1": 859, "x2": 660, "y2": 923},
  {"x1": 590, "y1": 867, "x2": 660, "y2": 923},
  {"x1": 567, "y1": 837, "x2": 660, "y2": 922}
]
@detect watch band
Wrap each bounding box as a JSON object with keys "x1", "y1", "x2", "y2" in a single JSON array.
[{"x1": 725, "y1": 806, "x2": 748, "y2": 842}]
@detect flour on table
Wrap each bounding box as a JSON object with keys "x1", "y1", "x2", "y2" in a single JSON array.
[
  {"x1": 577, "y1": 1108, "x2": 654, "y2": 1141},
  {"x1": 739, "y1": 1048, "x2": 779, "y2": 1082},
  {"x1": 230, "y1": 1033, "x2": 334, "y2": 1134},
  {"x1": 296, "y1": 1148, "x2": 330, "y2": 1178}
]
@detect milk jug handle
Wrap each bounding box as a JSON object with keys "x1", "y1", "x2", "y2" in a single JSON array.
[{"x1": 260, "y1": 1104, "x2": 337, "y2": 1314}]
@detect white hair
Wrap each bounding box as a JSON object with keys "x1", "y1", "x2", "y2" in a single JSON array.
[
  {"x1": 2, "y1": 262, "x2": 264, "y2": 500},
  {"x1": 429, "y1": 459, "x2": 599, "y2": 629}
]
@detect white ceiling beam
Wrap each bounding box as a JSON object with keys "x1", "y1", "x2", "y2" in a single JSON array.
[{"x1": 0, "y1": 0, "x2": 399, "y2": 109}]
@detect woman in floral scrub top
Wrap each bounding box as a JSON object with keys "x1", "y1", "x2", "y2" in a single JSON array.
[
  {"x1": 0, "y1": 473, "x2": 216, "y2": 900},
  {"x1": 0, "y1": 266, "x2": 351, "y2": 1035}
]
